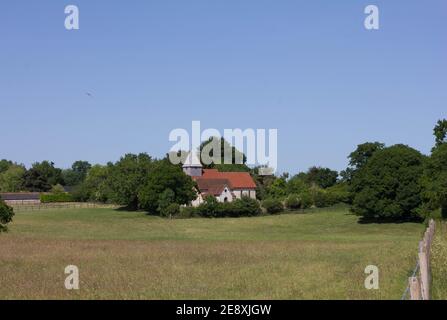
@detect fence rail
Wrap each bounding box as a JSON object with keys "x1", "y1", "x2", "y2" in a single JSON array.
[
  {"x1": 403, "y1": 219, "x2": 436, "y2": 300},
  {"x1": 10, "y1": 202, "x2": 119, "y2": 212}
]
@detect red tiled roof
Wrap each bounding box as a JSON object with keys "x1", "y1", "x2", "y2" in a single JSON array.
[
  {"x1": 195, "y1": 178, "x2": 230, "y2": 196},
  {"x1": 195, "y1": 169, "x2": 257, "y2": 189}
]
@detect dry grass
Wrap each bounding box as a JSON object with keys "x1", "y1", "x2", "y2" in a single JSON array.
[
  {"x1": 0, "y1": 206, "x2": 424, "y2": 300},
  {"x1": 431, "y1": 221, "x2": 447, "y2": 300}
]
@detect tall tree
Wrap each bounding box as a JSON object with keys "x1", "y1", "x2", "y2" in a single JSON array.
[
  {"x1": 421, "y1": 143, "x2": 447, "y2": 218},
  {"x1": 0, "y1": 160, "x2": 13, "y2": 174},
  {"x1": 107, "y1": 153, "x2": 153, "y2": 209},
  {"x1": 0, "y1": 164, "x2": 26, "y2": 192},
  {"x1": 351, "y1": 144, "x2": 425, "y2": 221},
  {"x1": 138, "y1": 159, "x2": 196, "y2": 213},
  {"x1": 433, "y1": 119, "x2": 447, "y2": 149},
  {"x1": 342, "y1": 142, "x2": 385, "y2": 182},
  {"x1": 62, "y1": 160, "x2": 92, "y2": 186},
  {"x1": 22, "y1": 161, "x2": 63, "y2": 192},
  {"x1": 199, "y1": 137, "x2": 247, "y2": 169},
  {"x1": 304, "y1": 166, "x2": 338, "y2": 189}
]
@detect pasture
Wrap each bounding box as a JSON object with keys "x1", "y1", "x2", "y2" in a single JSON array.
[{"x1": 0, "y1": 205, "x2": 424, "y2": 299}]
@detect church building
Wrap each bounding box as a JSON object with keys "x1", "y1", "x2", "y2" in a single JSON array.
[{"x1": 182, "y1": 152, "x2": 257, "y2": 207}]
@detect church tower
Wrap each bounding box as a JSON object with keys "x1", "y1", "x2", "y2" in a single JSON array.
[{"x1": 182, "y1": 152, "x2": 203, "y2": 177}]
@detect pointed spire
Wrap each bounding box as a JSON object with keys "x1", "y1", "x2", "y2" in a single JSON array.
[{"x1": 182, "y1": 151, "x2": 203, "y2": 168}]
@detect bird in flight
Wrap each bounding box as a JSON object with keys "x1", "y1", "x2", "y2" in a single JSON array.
[{"x1": 85, "y1": 92, "x2": 94, "y2": 98}]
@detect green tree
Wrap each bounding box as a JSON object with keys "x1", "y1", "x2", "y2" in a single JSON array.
[
  {"x1": 62, "y1": 161, "x2": 92, "y2": 186},
  {"x1": 434, "y1": 119, "x2": 447, "y2": 148},
  {"x1": 266, "y1": 177, "x2": 287, "y2": 198},
  {"x1": 0, "y1": 199, "x2": 14, "y2": 232},
  {"x1": 138, "y1": 160, "x2": 196, "y2": 213},
  {"x1": 199, "y1": 137, "x2": 247, "y2": 169},
  {"x1": 0, "y1": 164, "x2": 26, "y2": 192},
  {"x1": 0, "y1": 160, "x2": 13, "y2": 174},
  {"x1": 304, "y1": 166, "x2": 338, "y2": 189},
  {"x1": 22, "y1": 168, "x2": 51, "y2": 192},
  {"x1": 349, "y1": 142, "x2": 385, "y2": 170},
  {"x1": 157, "y1": 188, "x2": 176, "y2": 214},
  {"x1": 286, "y1": 175, "x2": 307, "y2": 194},
  {"x1": 22, "y1": 161, "x2": 63, "y2": 192},
  {"x1": 421, "y1": 144, "x2": 447, "y2": 218},
  {"x1": 351, "y1": 145, "x2": 425, "y2": 221},
  {"x1": 342, "y1": 142, "x2": 385, "y2": 182},
  {"x1": 74, "y1": 165, "x2": 111, "y2": 202},
  {"x1": 107, "y1": 153, "x2": 153, "y2": 209}
]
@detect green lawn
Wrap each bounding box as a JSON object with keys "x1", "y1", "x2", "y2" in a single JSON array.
[{"x1": 0, "y1": 205, "x2": 424, "y2": 299}]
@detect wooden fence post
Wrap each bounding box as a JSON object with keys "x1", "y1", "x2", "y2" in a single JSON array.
[
  {"x1": 409, "y1": 277, "x2": 421, "y2": 300},
  {"x1": 418, "y1": 240, "x2": 430, "y2": 300}
]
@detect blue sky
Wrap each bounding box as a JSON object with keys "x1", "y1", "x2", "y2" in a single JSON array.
[{"x1": 1, "y1": 0, "x2": 446, "y2": 174}]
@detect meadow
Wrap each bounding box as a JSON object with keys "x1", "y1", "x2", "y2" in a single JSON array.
[{"x1": 0, "y1": 205, "x2": 425, "y2": 300}]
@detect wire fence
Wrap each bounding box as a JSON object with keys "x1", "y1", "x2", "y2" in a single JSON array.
[{"x1": 401, "y1": 219, "x2": 436, "y2": 300}]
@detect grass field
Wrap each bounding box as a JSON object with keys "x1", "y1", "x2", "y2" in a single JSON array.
[
  {"x1": 0, "y1": 205, "x2": 425, "y2": 300},
  {"x1": 432, "y1": 221, "x2": 447, "y2": 300}
]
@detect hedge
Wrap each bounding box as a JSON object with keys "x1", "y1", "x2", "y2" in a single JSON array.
[
  {"x1": 181, "y1": 196, "x2": 262, "y2": 218},
  {"x1": 262, "y1": 198, "x2": 284, "y2": 214},
  {"x1": 40, "y1": 193, "x2": 75, "y2": 203}
]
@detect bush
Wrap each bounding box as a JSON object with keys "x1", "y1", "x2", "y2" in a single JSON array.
[
  {"x1": 178, "y1": 206, "x2": 197, "y2": 219},
  {"x1": 192, "y1": 196, "x2": 262, "y2": 218},
  {"x1": 285, "y1": 194, "x2": 301, "y2": 210},
  {"x1": 40, "y1": 193, "x2": 74, "y2": 203},
  {"x1": 300, "y1": 192, "x2": 313, "y2": 209},
  {"x1": 230, "y1": 197, "x2": 262, "y2": 217},
  {"x1": 326, "y1": 183, "x2": 352, "y2": 204},
  {"x1": 262, "y1": 198, "x2": 284, "y2": 214},
  {"x1": 313, "y1": 190, "x2": 336, "y2": 208},
  {"x1": 0, "y1": 199, "x2": 14, "y2": 232},
  {"x1": 51, "y1": 184, "x2": 66, "y2": 194},
  {"x1": 160, "y1": 203, "x2": 180, "y2": 218},
  {"x1": 195, "y1": 196, "x2": 221, "y2": 218}
]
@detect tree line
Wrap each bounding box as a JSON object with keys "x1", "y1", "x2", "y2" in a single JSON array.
[{"x1": 1, "y1": 119, "x2": 446, "y2": 224}]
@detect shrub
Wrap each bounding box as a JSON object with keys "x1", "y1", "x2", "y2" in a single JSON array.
[
  {"x1": 262, "y1": 198, "x2": 284, "y2": 214},
  {"x1": 0, "y1": 199, "x2": 14, "y2": 232},
  {"x1": 300, "y1": 192, "x2": 313, "y2": 209},
  {"x1": 178, "y1": 206, "x2": 197, "y2": 219},
  {"x1": 285, "y1": 194, "x2": 301, "y2": 210},
  {"x1": 230, "y1": 197, "x2": 262, "y2": 217},
  {"x1": 161, "y1": 203, "x2": 180, "y2": 218},
  {"x1": 51, "y1": 184, "x2": 66, "y2": 194},
  {"x1": 313, "y1": 190, "x2": 336, "y2": 208},
  {"x1": 40, "y1": 193, "x2": 74, "y2": 203},
  {"x1": 195, "y1": 196, "x2": 221, "y2": 218},
  {"x1": 181, "y1": 196, "x2": 262, "y2": 218},
  {"x1": 326, "y1": 183, "x2": 352, "y2": 204}
]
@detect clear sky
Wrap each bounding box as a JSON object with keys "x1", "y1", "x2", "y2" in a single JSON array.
[{"x1": 1, "y1": 0, "x2": 446, "y2": 174}]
